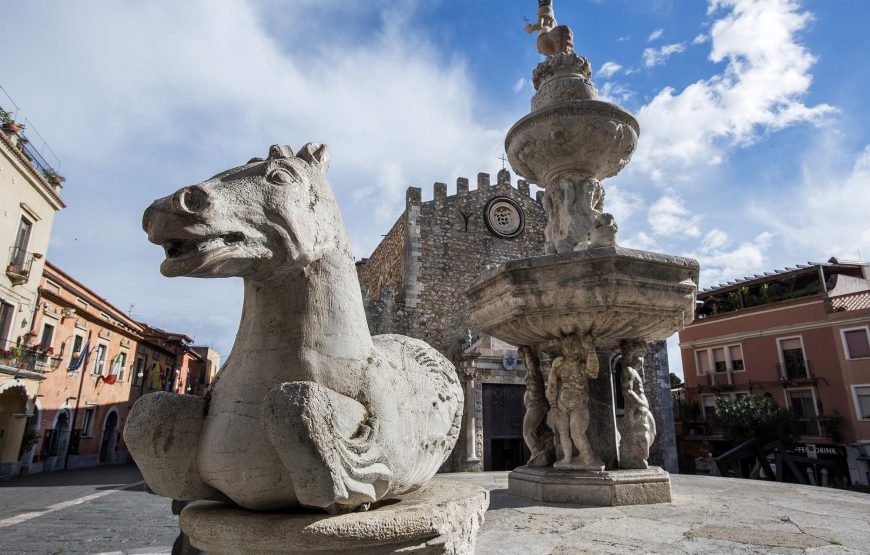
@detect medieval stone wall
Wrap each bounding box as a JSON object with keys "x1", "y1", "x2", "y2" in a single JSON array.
[
  {"x1": 357, "y1": 214, "x2": 406, "y2": 301},
  {"x1": 410, "y1": 171, "x2": 546, "y2": 361}
]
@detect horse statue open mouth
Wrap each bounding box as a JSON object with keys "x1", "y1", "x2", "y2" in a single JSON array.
[{"x1": 126, "y1": 143, "x2": 463, "y2": 513}]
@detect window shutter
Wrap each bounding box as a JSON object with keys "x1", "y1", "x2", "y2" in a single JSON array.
[{"x1": 844, "y1": 330, "x2": 870, "y2": 359}]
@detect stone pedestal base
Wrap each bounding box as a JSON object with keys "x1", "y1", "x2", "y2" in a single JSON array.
[
  {"x1": 509, "y1": 465, "x2": 671, "y2": 506},
  {"x1": 180, "y1": 480, "x2": 489, "y2": 555}
]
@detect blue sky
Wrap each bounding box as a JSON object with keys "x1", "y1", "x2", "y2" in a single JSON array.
[{"x1": 1, "y1": 0, "x2": 868, "y2": 375}]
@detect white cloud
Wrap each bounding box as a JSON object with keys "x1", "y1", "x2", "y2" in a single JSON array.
[
  {"x1": 755, "y1": 143, "x2": 870, "y2": 261},
  {"x1": 633, "y1": 0, "x2": 836, "y2": 181},
  {"x1": 688, "y1": 232, "x2": 774, "y2": 288},
  {"x1": 0, "y1": 0, "x2": 502, "y2": 357},
  {"x1": 700, "y1": 228, "x2": 730, "y2": 252},
  {"x1": 598, "y1": 81, "x2": 635, "y2": 104},
  {"x1": 692, "y1": 33, "x2": 709, "y2": 45},
  {"x1": 647, "y1": 189, "x2": 702, "y2": 238},
  {"x1": 604, "y1": 185, "x2": 642, "y2": 225},
  {"x1": 622, "y1": 231, "x2": 660, "y2": 252},
  {"x1": 617, "y1": 35, "x2": 631, "y2": 42},
  {"x1": 598, "y1": 61, "x2": 623, "y2": 78},
  {"x1": 642, "y1": 43, "x2": 686, "y2": 67},
  {"x1": 648, "y1": 28, "x2": 664, "y2": 42},
  {"x1": 513, "y1": 77, "x2": 527, "y2": 93}
]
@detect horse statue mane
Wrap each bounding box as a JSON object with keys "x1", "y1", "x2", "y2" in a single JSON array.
[{"x1": 125, "y1": 143, "x2": 463, "y2": 513}]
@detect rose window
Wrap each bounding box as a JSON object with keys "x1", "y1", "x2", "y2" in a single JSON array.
[{"x1": 484, "y1": 197, "x2": 525, "y2": 238}]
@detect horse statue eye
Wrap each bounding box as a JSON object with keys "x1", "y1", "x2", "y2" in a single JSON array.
[{"x1": 267, "y1": 168, "x2": 295, "y2": 185}]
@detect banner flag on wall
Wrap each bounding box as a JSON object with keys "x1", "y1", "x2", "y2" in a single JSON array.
[
  {"x1": 147, "y1": 361, "x2": 164, "y2": 391},
  {"x1": 68, "y1": 340, "x2": 89, "y2": 372},
  {"x1": 102, "y1": 354, "x2": 121, "y2": 385}
]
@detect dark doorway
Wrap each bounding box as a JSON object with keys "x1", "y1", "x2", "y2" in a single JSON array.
[
  {"x1": 482, "y1": 384, "x2": 529, "y2": 471},
  {"x1": 99, "y1": 411, "x2": 118, "y2": 463}
]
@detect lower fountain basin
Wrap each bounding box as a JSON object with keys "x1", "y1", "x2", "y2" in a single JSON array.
[{"x1": 466, "y1": 246, "x2": 699, "y2": 347}]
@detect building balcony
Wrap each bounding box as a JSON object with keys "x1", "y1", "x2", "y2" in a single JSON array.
[
  {"x1": 777, "y1": 359, "x2": 813, "y2": 381},
  {"x1": 0, "y1": 339, "x2": 59, "y2": 375},
  {"x1": 829, "y1": 290, "x2": 870, "y2": 312},
  {"x1": 6, "y1": 247, "x2": 36, "y2": 285}
]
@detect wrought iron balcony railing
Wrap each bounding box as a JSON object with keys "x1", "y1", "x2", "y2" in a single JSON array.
[
  {"x1": 777, "y1": 359, "x2": 812, "y2": 380},
  {"x1": 6, "y1": 247, "x2": 35, "y2": 284},
  {"x1": 0, "y1": 339, "x2": 60, "y2": 374}
]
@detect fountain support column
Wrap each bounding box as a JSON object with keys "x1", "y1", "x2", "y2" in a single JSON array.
[{"x1": 466, "y1": 1, "x2": 699, "y2": 506}]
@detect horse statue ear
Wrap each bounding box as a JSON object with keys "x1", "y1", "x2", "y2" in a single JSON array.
[
  {"x1": 297, "y1": 143, "x2": 331, "y2": 174},
  {"x1": 268, "y1": 145, "x2": 295, "y2": 160}
]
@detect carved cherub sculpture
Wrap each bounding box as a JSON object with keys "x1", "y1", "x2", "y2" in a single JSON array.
[
  {"x1": 525, "y1": 0, "x2": 575, "y2": 57},
  {"x1": 547, "y1": 333, "x2": 605, "y2": 470},
  {"x1": 619, "y1": 340, "x2": 657, "y2": 469},
  {"x1": 519, "y1": 346, "x2": 554, "y2": 467}
]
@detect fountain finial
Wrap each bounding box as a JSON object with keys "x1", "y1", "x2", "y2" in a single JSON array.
[{"x1": 525, "y1": 0, "x2": 574, "y2": 56}]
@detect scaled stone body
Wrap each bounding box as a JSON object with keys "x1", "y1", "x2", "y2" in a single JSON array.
[{"x1": 126, "y1": 143, "x2": 464, "y2": 513}]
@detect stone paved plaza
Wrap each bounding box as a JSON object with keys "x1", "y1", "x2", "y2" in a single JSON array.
[{"x1": 1, "y1": 465, "x2": 869, "y2": 554}]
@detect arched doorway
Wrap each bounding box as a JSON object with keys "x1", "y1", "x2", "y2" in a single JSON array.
[
  {"x1": 0, "y1": 384, "x2": 28, "y2": 467},
  {"x1": 100, "y1": 410, "x2": 118, "y2": 463},
  {"x1": 48, "y1": 410, "x2": 72, "y2": 471}
]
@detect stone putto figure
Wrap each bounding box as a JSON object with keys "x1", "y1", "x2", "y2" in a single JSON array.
[
  {"x1": 519, "y1": 346, "x2": 554, "y2": 467},
  {"x1": 126, "y1": 143, "x2": 462, "y2": 514},
  {"x1": 546, "y1": 333, "x2": 605, "y2": 470},
  {"x1": 619, "y1": 340, "x2": 657, "y2": 469},
  {"x1": 525, "y1": 0, "x2": 574, "y2": 57}
]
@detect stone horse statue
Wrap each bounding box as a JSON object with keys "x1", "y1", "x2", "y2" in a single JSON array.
[{"x1": 126, "y1": 143, "x2": 462, "y2": 513}]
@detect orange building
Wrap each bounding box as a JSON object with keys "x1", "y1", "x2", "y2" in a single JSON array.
[
  {"x1": 29, "y1": 262, "x2": 144, "y2": 471},
  {"x1": 677, "y1": 258, "x2": 870, "y2": 486}
]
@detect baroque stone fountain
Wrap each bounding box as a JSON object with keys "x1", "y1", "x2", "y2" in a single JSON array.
[{"x1": 466, "y1": 0, "x2": 699, "y2": 506}]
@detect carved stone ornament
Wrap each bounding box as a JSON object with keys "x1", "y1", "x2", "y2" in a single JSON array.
[
  {"x1": 127, "y1": 143, "x2": 467, "y2": 515},
  {"x1": 484, "y1": 196, "x2": 525, "y2": 238},
  {"x1": 618, "y1": 339, "x2": 657, "y2": 469}
]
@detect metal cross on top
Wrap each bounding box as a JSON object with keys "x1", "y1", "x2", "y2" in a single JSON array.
[{"x1": 499, "y1": 153, "x2": 508, "y2": 170}]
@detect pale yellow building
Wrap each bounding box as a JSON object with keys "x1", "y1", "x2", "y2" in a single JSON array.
[{"x1": 0, "y1": 114, "x2": 65, "y2": 478}]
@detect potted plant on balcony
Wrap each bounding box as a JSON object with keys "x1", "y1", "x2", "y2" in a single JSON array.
[
  {"x1": 1, "y1": 111, "x2": 24, "y2": 134},
  {"x1": 44, "y1": 170, "x2": 65, "y2": 186}
]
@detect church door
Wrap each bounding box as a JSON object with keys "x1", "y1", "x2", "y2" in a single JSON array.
[{"x1": 482, "y1": 384, "x2": 529, "y2": 471}]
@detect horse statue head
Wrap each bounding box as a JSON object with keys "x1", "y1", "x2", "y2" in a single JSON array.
[{"x1": 142, "y1": 143, "x2": 344, "y2": 281}]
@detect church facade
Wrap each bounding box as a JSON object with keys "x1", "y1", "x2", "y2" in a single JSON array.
[{"x1": 356, "y1": 169, "x2": 677, "y2": 472}]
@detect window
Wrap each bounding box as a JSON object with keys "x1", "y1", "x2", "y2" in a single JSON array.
[
  {"x1": 712, "y1": 348, "x2": 727, "y2": 373},
  {"x1": 93, "y1": 344, "x2": 107, "y2": 375},
  {"x1": 729, "y1": 345, "x2": 744, "y2": 371},
  {"x1": 701, "y1": 395, "x2": 717, "y2": 419},
  {"x1": 778, "y1": 337, "x2": 808, "y2": 379},
  {"x1": 81, "y1": 408, "x2": 95, "y2": 436},
  {"x1": 695, "y1": 344, "x2": 745, "y2": 375},
  {"x1": 696, "y1": 350, "x2": 710, "y2": 375},
  {"x1": 853, "y1": 386, "x2": 870, "y2": 421},
  {"x1": 787, "y1": 388, "x2": 820, "y2": 436},
  {"x1": 843, "y1": 328, "x2": 870, "y2": 360},
  {"x1": 117, "y1": 351, "x2": 127, "y2": 381},
  {"x1": 11, "y1": 217, "x2": 32, "y2": 267},
  {"x1": 68, "y1": 335, "x2": 84, "y2": 368},
  {"x1": 39, "y1": 323, "x2": 55, "y2": 351},
  {"x1": 133, "y1": 355, "x2": 146, "y2": 386},
  {"x1": 0, "y1": 302, "x2": 14, "y2": 343}
]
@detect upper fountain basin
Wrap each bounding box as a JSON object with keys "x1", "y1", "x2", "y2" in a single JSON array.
[
  {"x1": 506, "y1": 99, "x2": 639, "y2": 187},
  {"x1": 466, "y1": 246, "x2": 699, "y2": 348}
]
